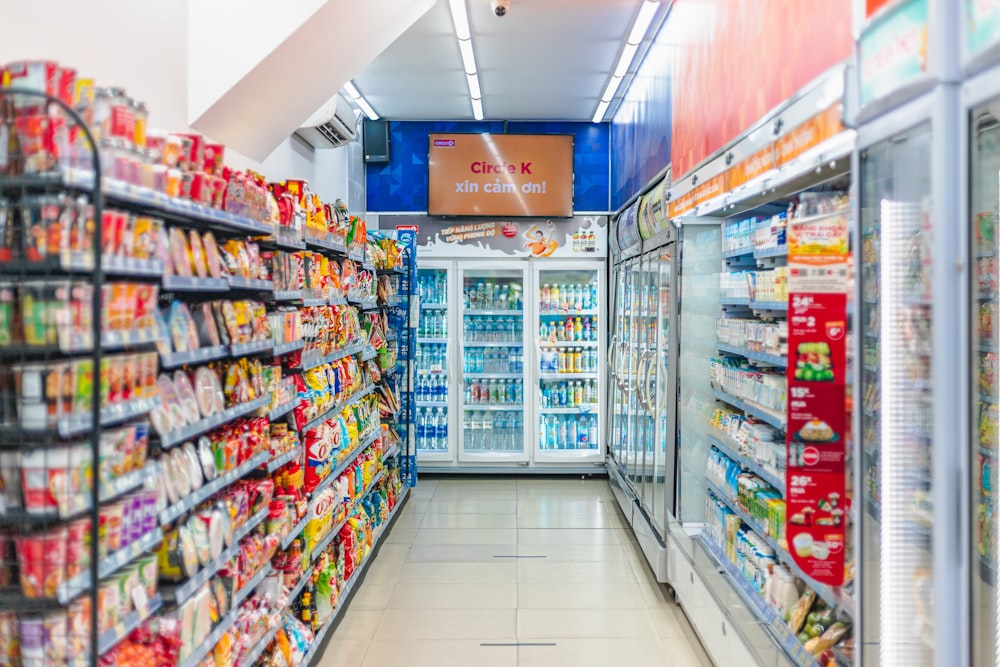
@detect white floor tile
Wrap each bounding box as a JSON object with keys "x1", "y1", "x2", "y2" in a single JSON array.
[
  {"x1": 517, "y1": 527, "x2": 623, "y2": 545},
  {"x1": 517, "y1": 637, "x2": 671, "y2": 666},
  {"x1": 362, "y1": 639, "x2": 517, "y2": 666},
  {"x1": 516, "y1": 559, "x2": 638, "y2": 584},
  {"x1": 389, "y1": 582, "x2": 518, "y2": 609},
  {"x1": 398, "y1": 561, "x2": 517, "y2": 584},
  {"x1": 406, "y1": 543, "x2": 517, "y2": 562},
  {"x1": 374, "y1": 608, "x2": 516, "y2": 640},
  {"x1": 516, "y1": 511, "x2": 624, "y2": 529},
  {"x1": 516, "y1": 542, "x2": 632, "y2": 561},
  {"x1": 424, "y1": 498, "x2": 518, "y2": 514},
  {"x1": 421, "y1": 512, "x2": 517, "y2": 529},
  {"x1": 313, "y1": 637, "x2": 371, "y2": 666},
  {"x1": 329, "y1": 609, "x2": 384, "y2": 640},
  {"x1": 411, "y1": 527, "x2": 518, "y2": 545},
  {"x1": 517, "y1": 582, "x2": 649, "y2": 609},
  {"x1": 517, "y1": 608, "x2": 660, "y2": 638}
]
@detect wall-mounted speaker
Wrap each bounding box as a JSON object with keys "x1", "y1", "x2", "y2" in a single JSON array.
[{"x1": 363, "y1": 119, "x2": 390, "y2": 163}]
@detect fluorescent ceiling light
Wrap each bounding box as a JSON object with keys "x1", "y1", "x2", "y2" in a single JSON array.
[
  {"x1": 472, "y1": 97, "x2": 484, "y2": 120},
  {"x1": 466, "y1": 73, "x2": 482, "y2": 99},
  {"x1": 627, "y1": 0, "x2": 659, "y2": 44},
  {"x1": 343, "y1": 81, "x2": 361, "y2": 100},
  {"x1": 614, "y1": 43, "x2": 639, "y2": 78},
  {"x1": 592, "y1": 100, "x2": 610, "y2": 123},
  {"x1": 448, "y1": 0, "x2": 471, "y2": 40},
  {"x1": 602, "y1": 75, "x2": 623, "y2": 103},
  {"x1": 458, "y1": 39, "x2": 478, "y2": 74},
  {"x1": 342, "y1": 80, "x2": 378, "y2": 120}
]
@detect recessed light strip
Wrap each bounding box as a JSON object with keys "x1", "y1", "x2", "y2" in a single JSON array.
[
  {"x1": 593, "y1": 0, "x2": 660, "y2": 123},
  {"x1": 343, "y1": 80, "x2": 378, "y2": 121},
  {"x1": 449, "y1": 0, "x2": 484, "y2": 120}
]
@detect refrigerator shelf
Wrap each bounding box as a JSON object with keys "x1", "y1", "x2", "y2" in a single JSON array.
[
  {"x1": 720, "y1": 297, "x2": 751, "y2": 306},
  {"x1": 711, "y1": 389, "x2": 786, "y2": 430},
  {"x1": 750, "y1": 300, "x2": 788, "y2": 313},
  {"x1": 696, "y1": 535, "x2": 822, "y2": 667},
  {"x1": 538, "y1": 340, "x2": 599, "y2": 348},
  {"x1": 754, "y1": 245, "x2": 789, "y2": 260},
  {"x1": 716, "y1": 343, "x2": 787, "y2": 367},
  {"x1": 540, "y1": 406, "x2": 598, "y2": 414},
  {"x1": 465, "y1": 309, "x2": 524, "y2": 315},
  {"x1": 539, "y1": 309, "x2": 598, "y2": 317},
  {"x1": 417, "y1": 337, "x2": 449, "y2": 344},
  {"x1": 539, "y1": 373, "x2": 598, "y2": 380},
  {"x1": 416, "y1": 401, "x2": 449, "y2": 408},
  {"x1": 421, "y1": 303, "x2": 449, "y2": 310},
  {"x1": 463, "y1": 342, "x2": 523, "y2": 348},
  {"x1": 708, "y1": 432, "x2": 786, "y2": 494},
  {"x1": 706, "y1": 481, "x2": 841, "y2": 609},
  {"x1": 463, "y1": 404, "x2": 524, "y2": 411},
  {"x1": 465, "y1": 373, "x2": 522, "y2": 379},
  {"x1": 722, "y1": 245, "x2": 756, "y2": 259}
]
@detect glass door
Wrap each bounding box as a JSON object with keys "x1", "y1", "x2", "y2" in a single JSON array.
[
  {"x1": 635, "y1": 254, "x2": 660, "y2": 506},
  {"x1": 859, "y1": 123, "x2": 934, "y2": 667},
  {"x1": 624, "y1": 256, "x2": 645, "y2": 492},
  {"x1": 649, "y1": 244, "x2": 677, "y2": 531},
  {"x1": 971, "y1": 97, "x2": 1000, "y2": 667},
  {"x1": 458, "y1": 263, "x2": 528, "y2": 462},
  {"x1": 534, "y1": 262, "x2": 604, "y2": 463},
  {"x1": 415, "y1": 262, "x2": 455, "y2": 462},
  {"x1": 608, "y1": 259, "x2": 632, "y2": 473}
]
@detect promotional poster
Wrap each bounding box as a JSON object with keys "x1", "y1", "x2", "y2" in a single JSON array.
[
  {"x1": 378, "y1": 214, "x2": 608, "y2": 259},
  {"x1": 785, "y1": 208, "x2": 850, "y2": 586}
]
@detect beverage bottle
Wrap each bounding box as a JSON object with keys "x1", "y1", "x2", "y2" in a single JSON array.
[
  {"x1": 546, "y1": 415, "x2": 557, "y2": 449},
  {"x1": 590, "y1": 281, "x2": 598, "y2": 310},
  {"x1": 560, "y1": 284, "x2": 570, "y2": 311},
  {"x1": 541, "y1": 284, "x2": 550, "y2": 311},
  {"x1": 541, "y1": 383, "x2": 550, "y2": 408},
  {"x1": 506, "y1": 379, "x2": 516, "y2": 405},
  {"x1": 557, "y1": 350, "x2": 566, "y2": 374},
  {"x1": 574, "y1": 381, "x2": 584, "y2": 406},
  {"x1": 539, "y1": 320, "x2": 548, "y2": 342},
  {"x1": 550, "y1": 284, "x2": 560, "y2": 312},
  {"x1": 514, "y1": 380, "x2": 522, "y2": 405},
  {"x1": 578, "y1": 416, "x2": 590, "y2": 448},
  {"x1": 540, "y1": 415, "x2": 550, "y2": 449},
  {"x1": 588, "y1": 415, "x2": 598, "y2": 446},
  {"x1": 482, "y1": 410, "x2": 494, "y2": 449},
  {"x1": 558, "y1": 417, "x2": 569, "y2": 450},
  {"x1": 438, "y1": 273, "x2": 447, "y2": 301},
  {"x1": 441, "y1": 312, "x2": 448, "y2": 336},
  {"x1": 496, "y1": 284, "x2": 508, "y2": 311},
  {"x1": 575, "y1": 317, "x2": 583, "y2": 341},
  {"x1": 557, "y1": 382, "x2": 567, "y2": 407},
  {"x1": 493, "y1": 414, "x2": 505, "y2": 450},
  {"x1": 437, "y1": 408, "x2": 448, "y2": 450},
  {"x1": 474, "y1": 317, "x2": 484, "y2": 342},
  {"x1": 583, "y1": 317, "x2": 592, "y2": 341},
  {"x1": 417, "y1": 409, "x2": 427, "y2": 448},
  {"x1": 574, "y1": 348, "x2": 583, "y2": 373},
  {"x1": 568, "y1": 418, "x2": 578, "y2": 450},
  {"x1": 565, "y1": 317, "x2": 575, "y2": 341},
  {"x1": 464, "y1": 381, "x2": 472, "y2": 404},
  {"x1": 591, "y1": 316, "x2": 598, "y2": 342}
]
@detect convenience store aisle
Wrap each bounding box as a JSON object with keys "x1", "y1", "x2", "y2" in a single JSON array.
[{"x1": 318, "y1": 478, "x2": 714, "y2": 667}]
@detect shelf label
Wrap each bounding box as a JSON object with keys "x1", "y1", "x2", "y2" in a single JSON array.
[{"x1": 785, "y1": 209, "x2": 850, "y2": 586}]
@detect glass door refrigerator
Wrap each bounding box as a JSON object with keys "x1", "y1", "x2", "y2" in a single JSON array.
[
  {"x1": 415, "y1": 261, "x2": 456, "y2": 463},
  {"x1": 533, "y1": 262, "x2": 605, "y2": 463},
  {"x1": 858, "y1": 120, "x2": 935, "y2": 667},
  {"x1": 610, "y1": 256, "x2": 642, "y2": 478},
  {"x1": 458, "y1": 262, "x2": 529, "y2": 463},
  {"x1": 968, "y1": 80, "x2": 1000, "y2": 667}
]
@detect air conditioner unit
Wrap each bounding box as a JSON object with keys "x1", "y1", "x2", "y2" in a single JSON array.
[{"x1": 295, "y1": 93, "x2": 359, "y2": 148}]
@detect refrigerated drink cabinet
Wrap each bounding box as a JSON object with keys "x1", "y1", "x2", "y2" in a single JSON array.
[{"x1": 393, "y1": 214, "x2": 609, "y2": 472}]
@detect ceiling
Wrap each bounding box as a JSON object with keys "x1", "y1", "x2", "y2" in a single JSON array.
[{"x1": 353, "y1": 0, "x2": 659, "y2": 122}]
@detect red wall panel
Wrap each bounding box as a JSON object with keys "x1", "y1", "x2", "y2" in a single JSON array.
[{"x1": 668, "y1": 0, "x2": 853, "y2": 179}]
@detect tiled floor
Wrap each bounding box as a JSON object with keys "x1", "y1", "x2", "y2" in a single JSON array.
[{"x1": 317, "y1": 477, "x2": 715, "y2": 667}]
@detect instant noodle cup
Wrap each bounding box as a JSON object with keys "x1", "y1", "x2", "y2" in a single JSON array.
[
  {"x1": 64, "y1": 518, "x2": 90, "y2": 580},
  {"x1": 16, "y1": 527, "x2": 68, "y2": 598}
]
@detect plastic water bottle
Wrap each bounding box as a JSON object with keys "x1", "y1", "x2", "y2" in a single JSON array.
[
  {"x1": 568, "y1": 418, "x2": 578, "y2": 450},
  {"x1": 416, "y1": 409, "x2": 428, "y2": 449},
  {"x1": 435, "y1": 408, "x2": 448, "y2": 450},
  {"x1": 482, "y1": 411, "x2": 494, "y2": 449},
  {"x1": 588, "y1": 415, "x2": 598, "y2": 447},
  {"x1": 557, "y1": 417, "x2": 568, "y2": 450}
]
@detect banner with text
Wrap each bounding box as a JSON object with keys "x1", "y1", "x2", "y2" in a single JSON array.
[
  {"x1": 427, "y1": 133, "x2": 574, "y2": 218},
  {"x1": 379, "y1": 214, "x2": 607, "y2": 260},
  {"x1": 785, "y1": 208, "x2": 850, "y2": 587}
]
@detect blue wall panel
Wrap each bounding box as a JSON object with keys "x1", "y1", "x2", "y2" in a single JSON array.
[
  {"x1": 366, "y1": 121, "x2": 610, "y2": 213},
  {"x1": 610, "y1": 24, "x2": 672, "y2": 212}
]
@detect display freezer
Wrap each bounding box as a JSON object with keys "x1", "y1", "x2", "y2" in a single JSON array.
[
  {"x1": 413, "y1": 257, "x2": 606, "y2": 470},
  {"x1": 415, "y1": 262, "x2": 456, "y2": 462},
  {"x1": 533, "y1": 263, "x2": 605, "y2": 464},
  {"x1": 458, "y1": 263, "x2": 529, "y2": 462}
]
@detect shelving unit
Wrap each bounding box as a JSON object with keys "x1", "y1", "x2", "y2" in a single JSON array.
[{"x1": 0, "y1": 87, "x2": 415, "y2": 667}]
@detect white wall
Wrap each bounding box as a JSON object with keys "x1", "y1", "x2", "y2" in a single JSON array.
[{"x1": 0, "y1": 0, "x2": 354, "y2": 206}]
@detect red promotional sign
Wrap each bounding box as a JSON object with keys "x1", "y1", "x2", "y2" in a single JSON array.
[{"x1": 785, "y1": 210, "x2": 850, "y2": 586}]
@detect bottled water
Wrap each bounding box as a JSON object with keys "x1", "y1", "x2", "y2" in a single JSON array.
[
  {"x1": 577, "y1": 416, "x2": 590, "y2": 448},
  {"x1": 493, "y1": 414, "x2": 505, "y2": 450},
  {"x1": 434, "y1": 408, "x2": 448, "y2": 450},
  {"x1": 568, "y1": 418, "x2": 578, "y2": 450},
  {"x1": 557, "y1": 417, "x2": 569, "y2": 450},
  {"x1": 588, "y1": 415, "x2": 598, "y2": 447},
  {"x1": 482, "y1": 411, "x2": 494, "y2": 449},
  {"x1": 416, "y1": 409, "x2": 428, "y2": 449}
]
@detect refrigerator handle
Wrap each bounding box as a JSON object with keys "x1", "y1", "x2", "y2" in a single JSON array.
[
  {"x1": 637, "y1": 350, "x2": 653, "y2": 413},
  {"x1": 642, "y1": 350, "x2": 657, "y2": 416},
  {"x1": 608, "y1": 334, "x2": 619, "y2": 384}
]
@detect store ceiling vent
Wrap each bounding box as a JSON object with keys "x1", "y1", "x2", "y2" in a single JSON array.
[{"x1": 295, "y1": 93, "x2": 359, "y2": 148}]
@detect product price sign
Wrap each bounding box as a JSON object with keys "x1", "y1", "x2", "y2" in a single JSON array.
[{"x1": 785, "y1": 210, "x2": 849, "y2": 586}]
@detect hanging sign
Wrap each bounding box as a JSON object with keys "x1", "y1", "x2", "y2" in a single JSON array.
[
  {"x1": 775, "y1": 105, "x2": 845, "y2": 167},
  {"x1": 858, "y1": 0, "x2": 929, "y2": 107},
  {"x1": 785, "y1": 208, "x2": 850, "y2": 586},
  {"x1": 968, "y1": 0, "x2": 1000, "y2": 59}
]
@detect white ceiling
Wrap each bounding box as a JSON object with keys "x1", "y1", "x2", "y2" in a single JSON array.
[{"x1": 353, "y1": 0, "x2": 654, "y2": 121}]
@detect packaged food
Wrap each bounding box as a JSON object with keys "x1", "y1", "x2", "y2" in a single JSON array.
[
  {"x1": 194, "y1": 367, "x2": 222, "y2": 418},
  {"x1": 15, "y1": 527, "x2": 68, "y2": 598},
  {"x1": 182, "y1": 442, "x2": 204, "y2": 491},
  {"x1": 787, "y1": 590, "x2": 817, "y2": 635},
  {"x1": 174, "y1": 371, "x2": 201, "y2": 424},
  {"x1": 157, "y1": 525, "x2": 199, "y2": 581},
  {"x1": 168, "y1": 227, "x2": 192, "y2": 277},
  {"x1": 187, "y1": 515, "x2": 212, "y2": 566},
  {"x1": 198, "y1": 437, "x2": 217, "y2": 481},
  {"x1": 189, "y1": 229, "x2": 208, "y2": 279},
  {"x1": 202, "y1": 232, "x2": 223, "y2": 279}
]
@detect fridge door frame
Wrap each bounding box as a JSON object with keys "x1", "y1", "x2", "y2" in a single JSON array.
[
  {"x1": 530, "y1": 259, "x2": 607, "y2": 464},
  {"x1": 651, "y1": 238, "x2": 680, "y2": 535},
  {"x1": 961, "y1": 66, "x2": 1000, "y2": 667},
  {"x1": 415, "y1": 259, "x2": 459, "y2": 463},
  {"x1": 853, "y1": 87, "x2": 966, "y2": 667},
  {"x1": 607, "y1": 256, "x2": 630, "y2": 475},
  {"x1": 456, "y1": 260, "x2": 532, "y2": 464}
]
